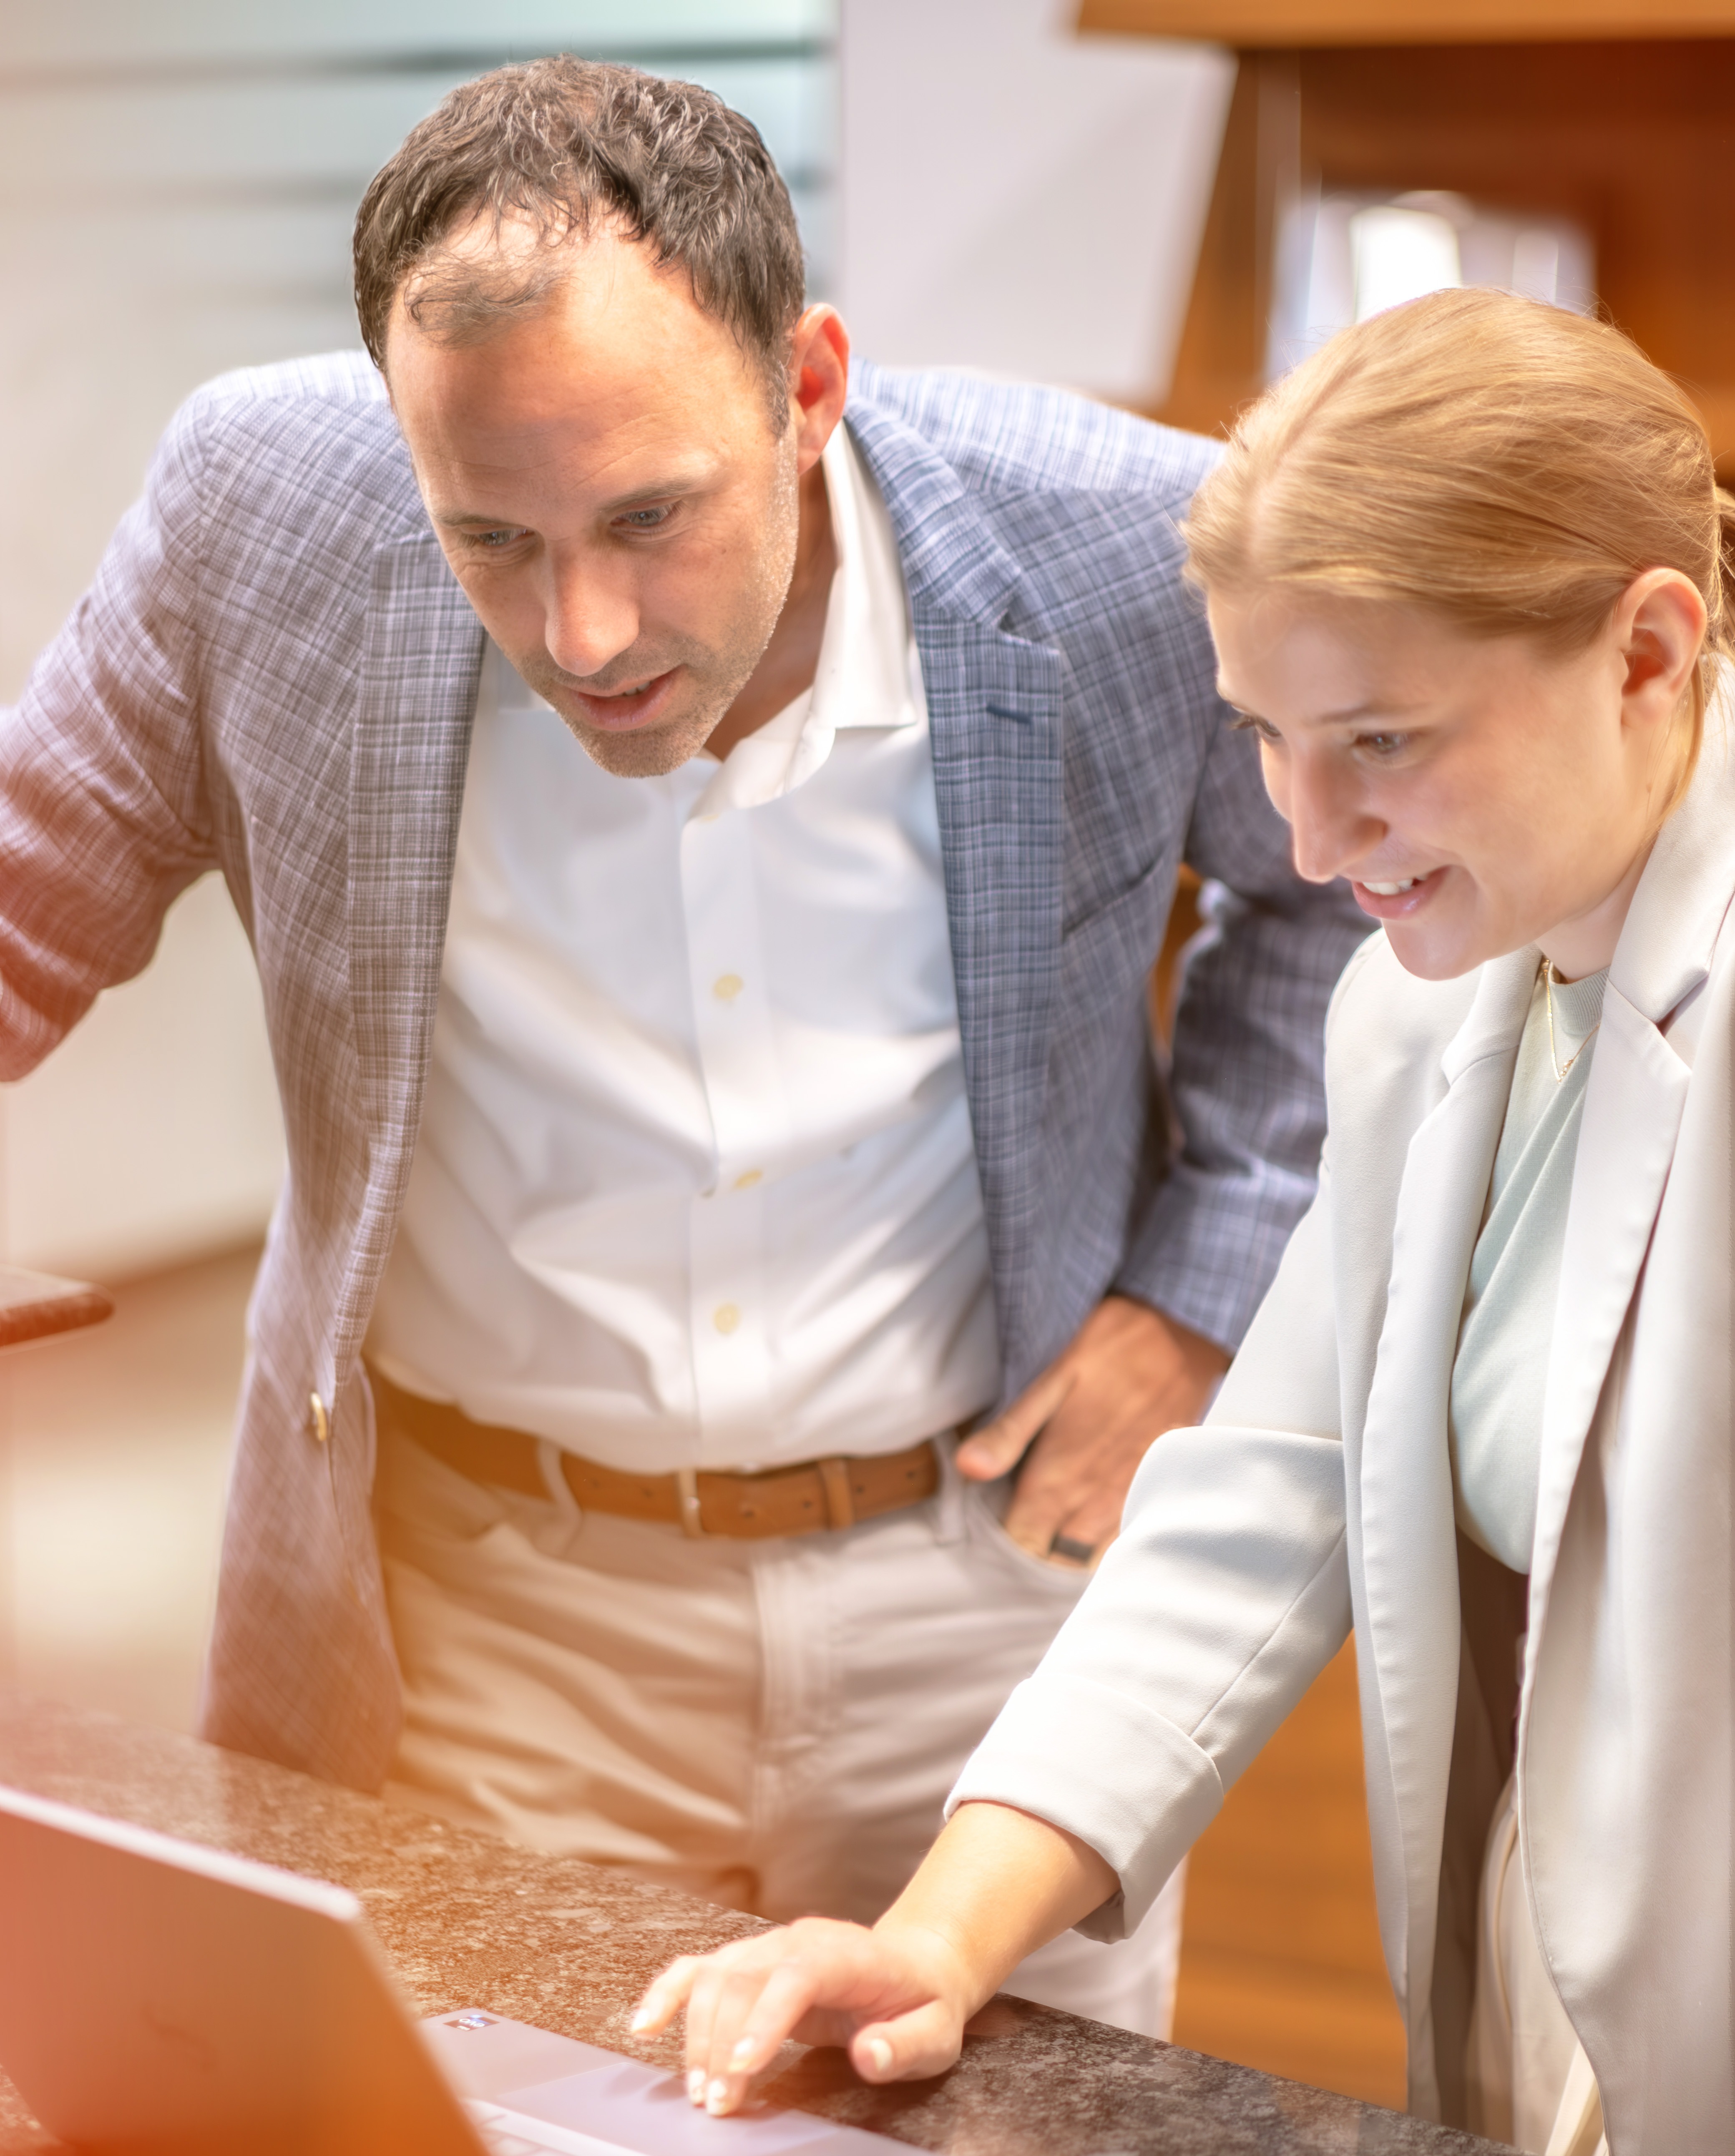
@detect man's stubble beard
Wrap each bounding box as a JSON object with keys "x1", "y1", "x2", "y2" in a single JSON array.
[{"x1": 516, "y1": 446, "x2": 804, "y2": 781}]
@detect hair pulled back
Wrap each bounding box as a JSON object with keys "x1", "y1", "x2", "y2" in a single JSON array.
[{"x1": 1184, "y1": 287, "x2": 1735, "y2": 804}]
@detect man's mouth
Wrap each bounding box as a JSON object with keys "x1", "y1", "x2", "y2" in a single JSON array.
[{"x1": 563, "y1": 668, "x2": 680, "y2": 732}]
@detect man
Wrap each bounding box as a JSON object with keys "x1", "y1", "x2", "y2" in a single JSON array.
[{"x1": 0, "y1": 60, "x2": 1363, "y2": 2034}]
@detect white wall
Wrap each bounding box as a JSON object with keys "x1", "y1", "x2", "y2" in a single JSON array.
[
  {"x1": 0, "y1": 1, "x2": 835, "y2": 1282},
  {"x1": 836, "y1": 0, "x2": 1232, "y2": 403}
]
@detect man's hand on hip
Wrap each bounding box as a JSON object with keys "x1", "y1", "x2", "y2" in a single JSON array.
[{"x1": 954, "y1": 1296, "x2": 1229, "y2": 1566}]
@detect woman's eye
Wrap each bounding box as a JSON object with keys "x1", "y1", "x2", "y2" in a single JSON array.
[
  {"x1": 1228, "y1": 710, "x2": 1281, "y2": 744},
  {"x1": 1357, "y1": 731, "x2": 1409, "y2": 758}
]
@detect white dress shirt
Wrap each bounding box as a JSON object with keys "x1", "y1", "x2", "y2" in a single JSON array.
[{"x1": 367, "y1": 426, "x2": 1001, "y2": 1472}]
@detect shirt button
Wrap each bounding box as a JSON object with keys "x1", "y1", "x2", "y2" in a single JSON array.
[
  {"x1": 713, "y1": 1303, "x2": 742, "y2": 1335},
  {"x1": 308, "y1": 1392, "x2": 331, "y2": 1445},
  {"x1": 712, "y1": 973, "x2": 745, "y2": 1002},
  {"x1": 733, "y1": 1168, "x2": 763, "y2": 1190}
]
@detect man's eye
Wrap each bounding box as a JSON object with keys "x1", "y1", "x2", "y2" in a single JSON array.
[
  {"x1": 472, "y1": 528, "x2": 528, "y2": 550},
  {"x1": 617, "y1": 505, "x2": 674, "y2": 531}
]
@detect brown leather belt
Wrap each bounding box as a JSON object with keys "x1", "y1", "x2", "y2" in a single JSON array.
[{"x1": 370, "y1": 1368, "x2": 940, "y2": 1540}]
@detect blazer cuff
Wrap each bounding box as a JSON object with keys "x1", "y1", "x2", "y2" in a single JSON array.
[
  {"x1": 944, "y1": 1673, "x2": 1224, "y2": 1941},
  {"x1": 1116, "y1": 1165, "x2": 1313, "y2": 1353}
]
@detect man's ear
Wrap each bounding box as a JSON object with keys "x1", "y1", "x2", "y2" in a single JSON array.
[{"x1": 787, "y1": 306, "x2": 850, "y2": 472}]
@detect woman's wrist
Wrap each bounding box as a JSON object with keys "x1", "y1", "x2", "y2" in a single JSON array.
[
  {"x1": 873, "y1": 1800, "x2": 1120, "y2": 2008},
  {"x1": 866, "y1": 1911, "x2": 1001, "y2": 2026}
]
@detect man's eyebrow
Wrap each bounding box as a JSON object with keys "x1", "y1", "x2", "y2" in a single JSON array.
[{"x1": 437, "y1": 473, "x2": 715, "y2": 531}]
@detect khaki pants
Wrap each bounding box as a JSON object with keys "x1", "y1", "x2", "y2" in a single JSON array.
[{"x1": 377, "y1": 1425, "x2": 1185, "y2": 2037}]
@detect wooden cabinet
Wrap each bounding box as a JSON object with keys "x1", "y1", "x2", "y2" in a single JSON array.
[{"x1": 1081, "y1": 2, "x2": 1735, "y2": 470}]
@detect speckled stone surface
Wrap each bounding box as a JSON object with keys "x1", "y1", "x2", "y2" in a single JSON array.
[{"x1": 0, "y1": 1692, "x2": 1507, "y2": 2155}]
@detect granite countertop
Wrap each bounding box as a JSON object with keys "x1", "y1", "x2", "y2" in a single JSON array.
[{"x1": 0, "y1": 1692, "x2": 1505, "y2": 2156}]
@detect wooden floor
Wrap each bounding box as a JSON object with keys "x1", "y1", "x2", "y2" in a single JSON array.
[{"x1": 1171, "y1": 1639, "x2": 1408, "y2": 2111}]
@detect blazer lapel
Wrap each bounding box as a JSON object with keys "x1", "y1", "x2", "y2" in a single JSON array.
[
  {"x1": 845, "y1": 395, "x2": 1069, "y2": 1394},
  {"x1": 334, "y1": 527, "x2": 483, "y2": 1379},
  {"x1": 1357, "y1": 950, "x2": 1534, "y2": 2012},
  {"x1": 1526, "y1": 728, "x2": 1735, "y2": 1642},
  {"x1": 1525, "y1": 989, "x2": 1688, "y2": 1647}
]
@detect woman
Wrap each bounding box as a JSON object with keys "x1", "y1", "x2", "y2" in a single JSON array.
[{"x1": 633, "y1": 289, "x2": 1735, "y2": 2156}]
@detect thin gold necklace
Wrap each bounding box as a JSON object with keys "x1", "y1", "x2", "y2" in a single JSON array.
[{"x1": 1544, "y1": 959, "x2": 1600, "y2": 1083}]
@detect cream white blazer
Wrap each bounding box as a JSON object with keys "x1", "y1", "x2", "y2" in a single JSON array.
[{"x1": 955, "y1": 724, "x2": 1735, "y2": 2152}]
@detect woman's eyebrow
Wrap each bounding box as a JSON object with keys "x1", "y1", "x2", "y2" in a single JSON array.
[{"x1": 1219, "y1": 691, "x2": 1426, "y2": 727}]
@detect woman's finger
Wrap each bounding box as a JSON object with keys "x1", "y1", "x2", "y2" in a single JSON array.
[
  {"x1": 706, "y1": 1956, "x2": 824, "y2": 2106},
  {"x1": 694, "y1": 1961, "x2": 785, "y2": 2113},
  {"x1": 679, "y1": 1954, "x2": 741, "y2": 2102},
  {"x1": 850, "y1": 1997, "x2": 966, "y2": 2085},
  {"x1": 631, "y1": 1954, "x2": 701, "y2": 2037}
]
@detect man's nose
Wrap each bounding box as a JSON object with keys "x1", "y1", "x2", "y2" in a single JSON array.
[
  {"x1": 543, "y1": 554, "x2": 640, "y2": 681},
  {"x1": 1285, "y1": 756, "x2": 1385, "y2": 886}
]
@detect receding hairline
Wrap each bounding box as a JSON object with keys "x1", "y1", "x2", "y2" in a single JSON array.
[{"x1": 381, "y1": 204, "x2": 795, "y2": 425}]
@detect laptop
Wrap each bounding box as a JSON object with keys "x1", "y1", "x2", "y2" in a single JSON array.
[{"x1": 0, "y1": 1782, "x2": 903, "y2": 2156}]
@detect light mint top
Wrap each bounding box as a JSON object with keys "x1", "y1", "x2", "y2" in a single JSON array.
[{"x1": 1449, "y1": 961, "x2": 1609, "y2": 1575}]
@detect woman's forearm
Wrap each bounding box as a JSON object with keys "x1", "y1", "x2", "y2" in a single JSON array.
[{"x1": 873, "y1": 1799, "x2": 1119, "y2": 2007}]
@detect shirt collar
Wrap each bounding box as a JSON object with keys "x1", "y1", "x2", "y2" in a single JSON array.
[{"x1": 691, "y1": 422, "x2": 921, "y2": 817}]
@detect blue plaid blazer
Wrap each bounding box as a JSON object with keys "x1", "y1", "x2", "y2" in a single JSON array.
[{"x1": 0, "y1": 354, "x2": 1365, "y2": 1790}]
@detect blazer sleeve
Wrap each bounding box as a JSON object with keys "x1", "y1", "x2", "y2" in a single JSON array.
[
  {"x1": 1114, "y1": 711, "x2": 1370, "y2": 1352},
  {"x1": 0, "y1": 390, "x2": 216, "y2": 1078},
  {"x1": 948, "y1": 1159, "x2": 1351, "y2": 1937}
]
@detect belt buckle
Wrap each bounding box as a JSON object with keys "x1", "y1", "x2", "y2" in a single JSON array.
[{"x1": 675, "y1": 1466, "x2": 707, "y2": 1539}]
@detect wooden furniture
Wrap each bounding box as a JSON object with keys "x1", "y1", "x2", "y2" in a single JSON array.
[
  {"x1": 1081, "y1": 2, "x2": 1735, "y2": 469},
  {"x1": 1173, "y1": 1641, "x2": 1406, "y2": 2108},
  {"x1": 0, "y1": 1268, "x2": 111, "y2": 1352}
]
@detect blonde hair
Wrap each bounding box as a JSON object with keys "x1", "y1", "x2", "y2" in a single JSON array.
[{"x1": 1184, "y1": 287, "x2": 1735, "y2": 811}]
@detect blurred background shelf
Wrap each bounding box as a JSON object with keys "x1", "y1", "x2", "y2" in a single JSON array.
[
  {"x1": 1083, "y1": 0, "x2": 1735, "y2": 40},
  {"x1": 1086, "y1": 1, "x2": 1735, "y2": 474}
]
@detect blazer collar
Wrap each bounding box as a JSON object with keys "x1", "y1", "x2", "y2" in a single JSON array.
[
  {"x1": 1613, "y1": 692, "x2": 1735, "y2": 1025},
  {"x1": 1438, "y1": 946, "x2": 1539, "y2": 1089},
  {"x1": 845, "y1": 372, "x2": 1026, "y2": 629}
]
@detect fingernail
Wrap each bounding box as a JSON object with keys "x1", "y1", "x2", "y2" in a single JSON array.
[
  {"x1": 629, "y1": 2006, "x2": 652, "y2": 2033},
  {"x1": 706, "y1": 2079, "x2": 730, "y2": 2114},
  {"x1": 687, "y1": 2070, "x2": 706, "y2": 2104},
  {"x1": 865, "y1": 2037, "x2": 893, "y2": 2075},
  {"x1": 729, "y1": 2038, "x2": 757, "y2": 2068}
]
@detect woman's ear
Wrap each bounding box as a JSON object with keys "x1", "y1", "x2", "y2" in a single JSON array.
[{"x1": 1615, "y1": 567, "x2": 1707, "y2": 736}]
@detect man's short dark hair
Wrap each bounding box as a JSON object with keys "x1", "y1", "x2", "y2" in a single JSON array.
[{"x1": 352, "y1": 56, "x2": 807, "y2": 420}]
